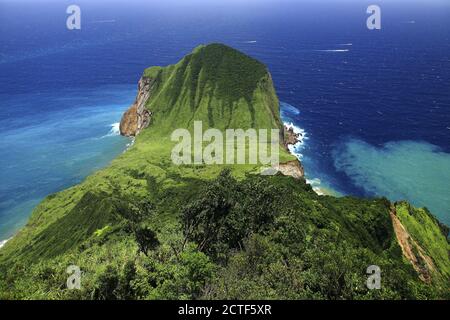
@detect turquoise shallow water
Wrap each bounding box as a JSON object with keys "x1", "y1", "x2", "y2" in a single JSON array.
[
  {"x1": 0, "y1": 85, "x2": 135, "y2": 240},
  {"x1": 333, "y1": 139, "x2": 450, "y2": 225},
  {"x1": 281, "y1": 102, "x2": 450, "y2": 226}
]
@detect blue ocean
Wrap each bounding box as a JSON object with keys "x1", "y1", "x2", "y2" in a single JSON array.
[{"x1": 1, "y1": 0, "x2": 449, "y2": 242}]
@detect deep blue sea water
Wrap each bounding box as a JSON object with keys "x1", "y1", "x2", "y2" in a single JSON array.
[{"x1": 1, "y1": 0, "x2": 449, "y2": 241}]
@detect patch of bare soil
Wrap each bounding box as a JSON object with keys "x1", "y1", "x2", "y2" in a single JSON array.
[{"x1": 390, "y1": 206, "x2": 436, "y2": 283}]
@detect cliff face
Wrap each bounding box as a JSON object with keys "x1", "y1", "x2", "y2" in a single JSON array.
[
  {"x1": 275, "y1": 160, "x2": 304, "y2": 179},
  {"x1": 284, "y1": 125, "x2": 301, "y2": 148},
  {"x1": 390, "y1": 207, "x2": 435, "y2": 283},
  {"x1": 392, "y1": 202, "x2": 450, "y2": 280},
  {"x1": 119, "y1": 77, "x2": 154, "y2": 137},
  {"x1": 279, "y1": 124, "x2": 305, "y2": 179}
]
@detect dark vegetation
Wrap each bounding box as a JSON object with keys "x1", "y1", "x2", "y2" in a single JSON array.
[{"x1": 1, "y1": 170, "x2": 448, "y2": 299}]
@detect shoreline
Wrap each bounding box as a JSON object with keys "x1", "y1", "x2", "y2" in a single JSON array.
[
  {"x1": 283, "y1": 121, "x2": 334, "y2": 196},
  {"x1": 0, "y1": 119, "x2": 129, "y2": 253},
  {"x1": 0, "y1": 238, "x2": 11, "y2": 249},
  {"x1": 283, "y1": 118, "x2": 339, "y2": 197}
]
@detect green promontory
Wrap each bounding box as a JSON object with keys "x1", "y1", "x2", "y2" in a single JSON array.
[
  {"x1": 146, "y1": 43, "x2": 282, "y2": 132},
  {"x1": 0, "y1": 44, "x2": 448, "y2": 300}
]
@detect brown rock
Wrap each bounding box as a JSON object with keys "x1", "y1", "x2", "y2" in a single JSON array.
[
  {"x1": 274, "y1": 160, "x2": 304, "y2": 179},
  {"x1": 284, "y1": 125, "x2": 302, "y2": 148},
  {"x1": 273, "y1": 125, "x2": 304, "y2": 179},
  {"x1": 390, "y1": 205, "x2": 436, "y2": 283},
  {"x1": 119, "y1": 76, "x2": 154, "y2": 137}
]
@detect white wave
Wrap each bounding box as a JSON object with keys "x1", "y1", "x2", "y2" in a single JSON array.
[
  {"x1": 312, "y1": 187, "x2": 325, "y2": 196},
  {"x1": 284, "y1": 121, "x2": 307, "y2": 161},
  {"x1": 280, "y1": 105, "x2": 330, "y2": 196},
  {"x1": 280, "y1": 102, "x2": 300, "y2": 116},
  {"x1": 90, "y1": 19, "x2": 116, "y2": 24},
  {"x1": 243, "y1": 40, "x2": 257, "y2": 43},
  {"x1": 306, "y1": 178, "x2": 322, "y2": 186},
  {"x1": 285, "y1": 121, "x2": 305, "y2": 137},
  {"x1": 316, "y1": 49, "x2": 349, "y2": 52},
  {"x1": 339, "y1": 43, "x2": 353, "y2": 46},
  {"x1": 124, "y1": 138, "x2": 135, "y2": 152},
  {"x1": 0, "y1": 238, "x2": 11, "y2": 249},
  {"x1": 284, "y1": 122, "x2": 326, "y2": 195},
  {"x1": 101, "y1": 122, "x2": 120, "y2": 138},
  {"x1": 305, "y1": 178, "x2": 325, "y2": 195}
]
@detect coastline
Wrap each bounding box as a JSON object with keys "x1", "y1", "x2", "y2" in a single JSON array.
[
  {"x1": 283, "y1": 120, "x2": 334, "y2": 196},
  {"x1": 0, "y1": 109, "x2": 131, "y2": 246},
  {"x1": 281, "y1": 105, "x2": 339, "y2": 197},
  {"x1": 0, "y1": 238, "x2": 11, "y2": 249}
]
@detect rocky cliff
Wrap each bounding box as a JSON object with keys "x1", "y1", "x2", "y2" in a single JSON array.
[
  {"x1": 279, "y1": 124, "x2": 305, "y2": 179},
  {"x1": 119, "y1": 77, "x2": 154, "y2": 137},
  {"x1": 274, "y1": 160, "x2": 304, "y2": 179},
  {"x1": 284, "y1": 124, "x2": 301, "y2": 148}
]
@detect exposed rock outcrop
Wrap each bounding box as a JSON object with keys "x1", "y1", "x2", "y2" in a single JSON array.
[
  {"x1": 272, "y1": 125, "x2": 305, "y2": 179},
  {"x1": 390, "y1": 205, "x2": 436, "y2": 283},
  {"x1": 284, "y1": 124, "x2": 301, "y2": 149},
  {"x1": 274, "y1": 160, "x2": 304, "y2": 179},
  {"x1": 119, "y1": 76, "x2": 154, "y2": 137},
  {"x1": 282, "y1": 124, "x2": 305, "y2": 177}
]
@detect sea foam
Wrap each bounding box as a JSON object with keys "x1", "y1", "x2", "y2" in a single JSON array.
[
  {"x1": 316, "y1": 49, "x2": 349, "y2": 52},
  {"x1": 280, "y1": 102, "x2": 340, "y2": 197},
  {"x1": 284, "y1": 121, "x2": 307, "y2": 160},
  {"x1": 102, "y1": 122, "x2": 121, "y2": 138},
  {"x1": 0, "y1": 238, "x2": 10, "y2": 249},
  {"x1": 280, "y1": 102, "x2": 307, "y2": 161}
]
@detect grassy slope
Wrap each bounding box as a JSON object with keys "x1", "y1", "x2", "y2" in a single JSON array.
[
  {"x1": 0, "y1": 43, "x2": 293, "y2": 263},
  {"x1": 144, "y1": 44, "x2": 282, "y2": 133},
  {"x1": 0, "y1": 44, "x2": 448, "y2": 299},
  {"x1": 395, "y1": 202, "x2": 450, "y2": 279}
]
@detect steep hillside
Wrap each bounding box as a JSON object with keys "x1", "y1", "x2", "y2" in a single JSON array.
[
  {"x1": 120, "y1": 44, "x2": 282, "y2": 137},
  {"x1": 0, "y1": 44, "x2": 448, "y2": 300}
]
